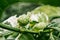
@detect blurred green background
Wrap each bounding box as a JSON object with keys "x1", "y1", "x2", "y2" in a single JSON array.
[{"x1": 0, "y1": 0, "x2": 60, "y2": 22}]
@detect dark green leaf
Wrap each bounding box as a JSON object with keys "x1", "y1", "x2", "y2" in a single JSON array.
[{"x1": 19, "y1": 33, "x2": 35, "y2": 40}]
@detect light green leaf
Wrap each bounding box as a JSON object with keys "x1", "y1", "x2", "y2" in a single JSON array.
[
  {"x1": 49, "y1": 32, "x2": 55, "y2": 40},
  {"x1": 51, "y1": 27, "x2": 60, "y2": 32},
  {"x1": 7, "y1": 32, "x2": 19, "y2": 40},
  {"x1": 32, "y1": 5, "x2": 60, "y2": 21},
  {"x1": 0, "y1": 36, "x2": 5, "y2": 40}
]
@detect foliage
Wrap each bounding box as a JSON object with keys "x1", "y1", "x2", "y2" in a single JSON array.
[{"x1": 0, "y1": 2, "x2": 60, "y2": 40}]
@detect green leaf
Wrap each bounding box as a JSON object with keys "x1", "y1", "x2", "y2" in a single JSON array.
[
  {"x1": 53, "y1": 35, "x2": 60, "y2": 40},
  {"x1": 49, "y1": 32, "x2": 55, "y2": 40},
  {"x1": 7, "y1": 32, "x2": 19, "y2": 40},
  {"x1": 26, "y1": 6, "x2": 60, "y2": 33},
  {"x1": 19, "y1": 33, "x2": 35, "y2": 40},
  {"x1": 51, "y1": 27, "x2": 60, "y2": 32},
  {"x1": 0, "y1": 36, "x2": 5, "y2": 40},
  {"x1": 32, "y1": 5, "x2": 60, "y2": 21}
]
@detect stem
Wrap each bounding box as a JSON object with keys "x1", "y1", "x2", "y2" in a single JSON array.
[{"x1": 0, "y1": 23, "x2": 38, "y2": 34}]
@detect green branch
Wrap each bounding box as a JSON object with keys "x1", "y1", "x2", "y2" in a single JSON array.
[{"x1": 0, "y1": 23, "x2": 38, "y2": 34}]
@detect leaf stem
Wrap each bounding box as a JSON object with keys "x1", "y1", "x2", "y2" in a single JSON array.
[{"x1": 0, "y1": 23, "x2": 38, "y2": 34}]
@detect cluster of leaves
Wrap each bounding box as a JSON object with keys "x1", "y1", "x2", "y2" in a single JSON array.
[{"x1": 0, "y1": 4, "x2": 60, "y2": 40}]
